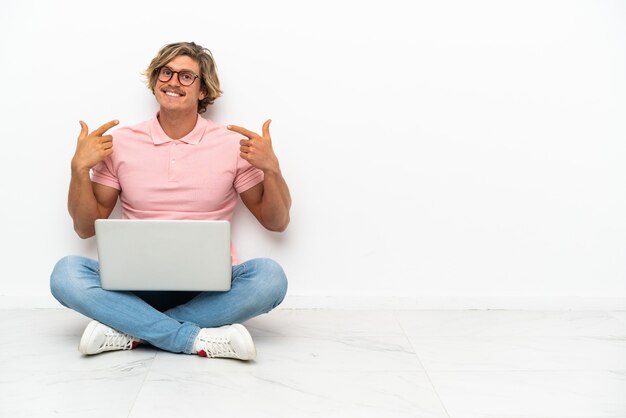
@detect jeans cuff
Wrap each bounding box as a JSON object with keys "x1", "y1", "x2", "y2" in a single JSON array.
[{"x1": 183, "y1": 324, "x2": 202, "y2": 354}]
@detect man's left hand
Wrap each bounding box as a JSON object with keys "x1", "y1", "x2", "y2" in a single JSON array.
[{"x1": 228, "y1": 119, "x2": 280, "y2": 173}]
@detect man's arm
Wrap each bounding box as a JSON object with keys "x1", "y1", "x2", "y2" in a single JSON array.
[
  {"x1": 229, "y1": 120, "x2": 292, "y2": 232},
  {"x1": 68, "y1": 120, "x2": 120, "y2": 238},
  {"x1": 240, "y1": 170, "x2": 291, "y2": 232}
]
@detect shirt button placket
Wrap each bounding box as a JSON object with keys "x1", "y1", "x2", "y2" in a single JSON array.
[{"x1": 168, "y1": 141, "x2": 179, "y2": 182}]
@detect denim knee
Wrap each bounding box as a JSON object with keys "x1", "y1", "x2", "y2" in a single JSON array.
[
  {"x1": 256, "y1": 258, "x2": 288, "y2": 308},
  {"x1": 50, "y1": 255, "x2": 96, "y2": 306}
]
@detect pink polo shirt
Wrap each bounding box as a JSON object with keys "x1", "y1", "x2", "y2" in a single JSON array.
[{"x1": 91, "y1": 114, "x2": 264, "y2": 264}]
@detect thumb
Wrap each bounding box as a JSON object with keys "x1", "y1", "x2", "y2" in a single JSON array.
[
  {"x1": 262, "y1": 119, "x2": 272, "y2": 139},
  {"x1": 78, "y1": 120, "x2": 88, "y2": 140}
]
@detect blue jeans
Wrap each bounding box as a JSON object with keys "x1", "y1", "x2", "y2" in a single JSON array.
[{"x1": 50, "y1": 256, "x2": 288, "y2": 354}]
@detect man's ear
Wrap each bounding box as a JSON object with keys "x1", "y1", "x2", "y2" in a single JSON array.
[{"x1": 199, "y1": 88, "x2": 207, "y2": 101}]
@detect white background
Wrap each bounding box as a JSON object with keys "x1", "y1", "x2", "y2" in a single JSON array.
[{"x1": 1, "y1": 0, "x2": 625, "y2": 308}]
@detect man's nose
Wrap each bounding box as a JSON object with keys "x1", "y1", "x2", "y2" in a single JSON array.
[{"x1": 168, "y1": 72, "x2": 182, "y2": 86}]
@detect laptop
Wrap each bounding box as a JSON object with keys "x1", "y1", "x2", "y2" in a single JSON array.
[{"x1": 95, "y1": 219, "x2": 232, "y2": 291}]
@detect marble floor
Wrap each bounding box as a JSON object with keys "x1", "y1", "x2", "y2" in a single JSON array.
[{"x1": 0, "y1": 308, "x2": 625, "y2": 418}]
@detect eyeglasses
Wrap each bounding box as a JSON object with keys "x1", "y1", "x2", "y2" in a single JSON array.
[{"x1": 156, "y1": 66, "x2": 199, "y2": 87}]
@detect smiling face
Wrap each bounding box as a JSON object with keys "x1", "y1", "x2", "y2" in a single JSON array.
[{"x1": 154, "y1": 55, "x2": 207, "y2": 115}]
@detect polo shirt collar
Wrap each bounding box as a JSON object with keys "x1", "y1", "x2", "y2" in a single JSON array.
[{"x1": 150, "y1": 113, "x2": 207, "y2": 145}]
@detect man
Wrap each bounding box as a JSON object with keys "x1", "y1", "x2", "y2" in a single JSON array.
[{"x1": 50, "y1": 42, "x2": 291, "y2": 361}]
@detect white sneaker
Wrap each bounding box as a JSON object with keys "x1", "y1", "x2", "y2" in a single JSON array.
[
  {"x1": 193, "y1": 324, "x2": 256, "y2": 360},
  {"x1": 78, "y1": 320, "x2": 141, "y2": 355}
]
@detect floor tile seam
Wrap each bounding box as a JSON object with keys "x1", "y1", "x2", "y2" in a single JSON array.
[
  {"x1": 391, "y1": 309, "x2": 626, "y2": 313},
  {"x1": 424, "y1": 369, "x2": 626, "y2": 376},
  {"x1": 125, "y1": 352, "x2": 158, "y2": 418},
  {"x1": 404, "y1": 335, "x2": 626, "y2": 339},
  {"x1": 401, "y1": 334, "x2": 626, "y2": 338},
  {"x1": 250, "y1": 333, "x2": 412, "y2": 339},
  {"x1": 454, "y1": 416, "x2": 626, "y2": 418},
  {"x1": 144, "y1": 369, "x2": 440, "y2": 377},
  {"x1": 411, "y1": 368, "x2": 626, "y2": 373},
  {"x1": 393, "y1": 310, "x2": 452, "y2": 418},
  {"x1": 0, "y1": 364, "x2": 162, "y2": 376}
]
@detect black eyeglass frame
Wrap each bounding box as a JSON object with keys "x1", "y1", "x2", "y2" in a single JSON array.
[{"x1": 156, "y1": 66, "x2": 200, "y2": 87}]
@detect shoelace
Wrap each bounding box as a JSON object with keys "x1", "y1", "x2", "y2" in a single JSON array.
[
  {"x1": 103, "y1": 329, "x2": 136, "y2": 350},
  {"x1": 197, "y1": 336, "x2": 236, "y2": 358}
]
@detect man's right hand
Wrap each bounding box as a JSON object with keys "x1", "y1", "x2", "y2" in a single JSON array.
[{"x1": 71, "y1": 119, "x2": 119, "y2": 173}]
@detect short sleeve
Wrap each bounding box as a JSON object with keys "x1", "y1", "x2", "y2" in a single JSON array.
[
  {"x1": 91, "y1": 156, "x2": 120, "y2": 190},
  {"x1": 233, "y1": 155, "x2": 264, "y2": 194}
]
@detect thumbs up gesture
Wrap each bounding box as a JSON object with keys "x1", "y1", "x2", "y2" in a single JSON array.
[{"x1": 71, "y1": 119, "x2": 119, "y2": 172}]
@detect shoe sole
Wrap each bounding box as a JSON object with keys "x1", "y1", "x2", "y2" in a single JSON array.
[
  {"x1": 231, "y1": 324, "x2": 257, "y2": 360},
  {"x1": 78, "y1": 320, "x2": 101, "y2": 355}
]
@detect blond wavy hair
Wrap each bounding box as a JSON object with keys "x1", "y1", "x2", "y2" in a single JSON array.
[{"x1": 144, "y1": 42, "x2": 223, "y2": 113}]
